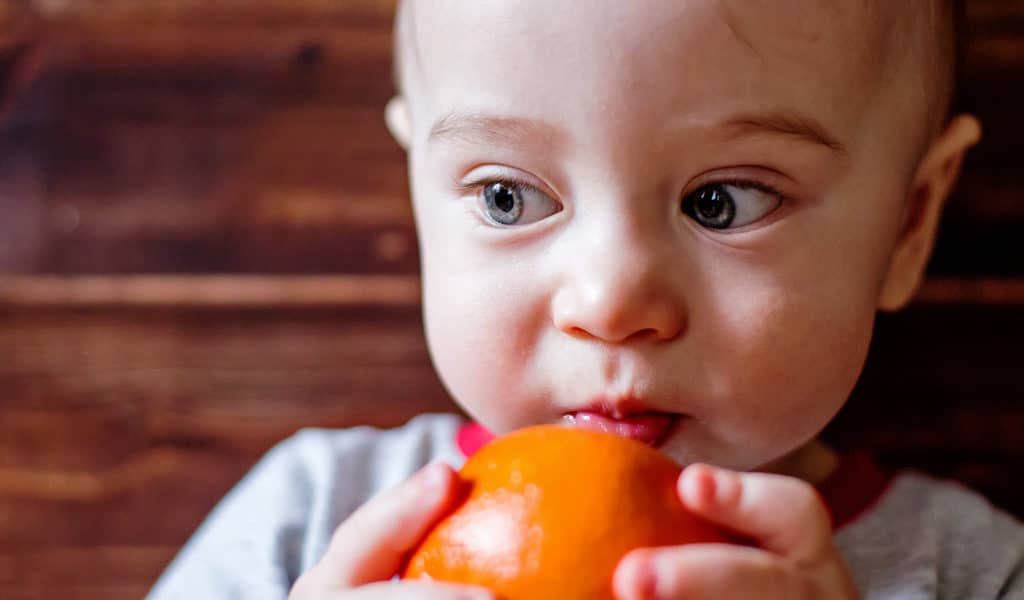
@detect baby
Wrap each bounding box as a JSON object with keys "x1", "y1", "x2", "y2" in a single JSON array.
[{"x1": 149, "y1": 1, "x2": 1023, "y2": 599}]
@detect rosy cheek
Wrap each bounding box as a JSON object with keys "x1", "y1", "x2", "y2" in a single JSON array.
[
  {"x1": 423, "y1": 269, "x2": 542, "y2": 424},
  {"x1": 698, "y1": 282, "x2": 871, "y2": 434}
]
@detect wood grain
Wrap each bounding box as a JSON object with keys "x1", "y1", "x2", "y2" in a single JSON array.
[
  {"x1": 0, "y1": 1, "x2": 1022, "y2": 598},
  {"x1": 0, "y1": 274, "x2": 422, "y2": 307},
  {"x1": 2, "y1": 274, "x2": 1024, "y2": 308}
]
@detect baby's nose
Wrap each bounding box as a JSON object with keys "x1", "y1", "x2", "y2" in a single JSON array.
[{"x1": 550, "y1": 238, "x2": 685, "y2": 344}]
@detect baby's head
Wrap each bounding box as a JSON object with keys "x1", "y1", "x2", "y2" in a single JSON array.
[{"x1": 386, "y1": 1, "x2": 980, "y2": 473}]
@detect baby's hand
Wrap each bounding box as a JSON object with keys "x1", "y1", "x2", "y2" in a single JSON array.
[
  {"x1": 614, "y1": 464, "x2": 859, "y2": 600},
  {"x1": 289, "y1": 462, "x2": 493, "y2": 600}
]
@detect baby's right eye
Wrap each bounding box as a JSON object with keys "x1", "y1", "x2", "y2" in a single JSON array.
[
  {"x1": 478, "y1": 180, "x2": 561, "y2": 226},
  {"x1": 680, "y1": 181, "x2": 782, "y2": 231}
]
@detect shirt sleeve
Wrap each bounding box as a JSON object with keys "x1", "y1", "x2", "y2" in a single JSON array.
[
  {"x1": 145, "y1": 414, "x2": 465, "y2": 600},
  {"x1": 935, "y1": 482, "x2": 1024, "y2": 600},
  {"x1": 836, "y1": 472, "x2": 1024, "y2": 600},
  {"x1": 999, "y1": 561, "x2": 1024, "y2": 599},
  {"x1": 145, "y1": 434, "x2": 320, "y2": 600}
]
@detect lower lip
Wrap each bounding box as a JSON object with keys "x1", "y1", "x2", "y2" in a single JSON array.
[{"x1": 562, "y1": 411, "x2": 679, "y2": 446}]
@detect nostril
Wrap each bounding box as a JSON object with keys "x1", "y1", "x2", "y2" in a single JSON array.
[
  {"x1": 565, "y1": 326, "x2": 596, "y2": 341},
  {"x1": 622, "y1": 328, "x2": 663, "y2": 344},
  {"x1": 563, "y1": 326, "x2": 667, "y2": 345}
]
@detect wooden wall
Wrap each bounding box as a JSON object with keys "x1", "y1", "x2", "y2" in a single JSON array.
[{"x1": 0, "y1": 1, "x2": 1021, "y2": 598}]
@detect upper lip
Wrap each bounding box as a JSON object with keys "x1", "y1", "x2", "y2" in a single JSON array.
[{"x1": 568, "y1": 396, "x2": 667, "y2": 420}]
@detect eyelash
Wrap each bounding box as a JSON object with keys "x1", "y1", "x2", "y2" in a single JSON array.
[
  {"x1": 454, "y1": 175, "x2": 535, "y2": 198},
  {"x1": 455, "y1": 176, "x2": 788, "y2": 207},
  {"x1": 692, "y1": 178, "x2": 786, "y2": 202}
]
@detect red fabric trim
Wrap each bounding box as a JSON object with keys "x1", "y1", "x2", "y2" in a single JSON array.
[
  {"x1": 456, "y1": 422, "x2": 495, "y2": 457},
  {"x1": 454, "y1": 423, "x2": 892, "y2": 532},
  {"x1": 815, "y1": 450, "x2": 894, "y2": 531}
]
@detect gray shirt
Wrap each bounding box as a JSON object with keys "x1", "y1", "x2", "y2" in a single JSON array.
[{"x1": 147, "y1": 414, "x2": 1024, "y2": 599}]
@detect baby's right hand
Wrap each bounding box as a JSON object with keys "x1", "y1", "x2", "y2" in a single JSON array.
[{"x1": 288, "y1": 462, "x2": 493, "y2": 599}]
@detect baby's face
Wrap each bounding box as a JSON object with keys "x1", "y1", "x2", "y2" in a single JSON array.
[{"x1": 399, "y1": 1, "x2": 942, "y2": 470}]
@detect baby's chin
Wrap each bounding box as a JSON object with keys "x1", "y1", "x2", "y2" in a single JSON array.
[
  {"x1": 655, "y1": 421, "x2": 785, "y2": 473},
  {"x1": 655, "y1": 423, "x2": 729, "y2": 469}
]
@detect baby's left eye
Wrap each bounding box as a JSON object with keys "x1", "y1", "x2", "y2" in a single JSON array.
[
  {"x1": 478, "y1": 180, "x2": 560, "y2": 227},
  {"x1": 680, "y1": 182, "x2": 782, "y2": 230}
]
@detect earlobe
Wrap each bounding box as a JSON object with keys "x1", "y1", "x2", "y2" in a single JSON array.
[
  {"x1": 385, "y1": 96, "x2": 412, "y2": 150},
  {"x1": 878, "y1": 114, "x2": 982, "y2": 311}
]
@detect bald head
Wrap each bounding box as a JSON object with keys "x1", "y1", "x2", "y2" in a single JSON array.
[{"x1": 393, "y1": 0, "x2": 960, "y2": 141}]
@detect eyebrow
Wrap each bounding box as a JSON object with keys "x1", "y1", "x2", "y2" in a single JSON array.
[
  {"x1": 719, "y1": 111, "x2": 846, "y2": 155},
  {"x1": 428, "y1": 111, "x2": 562, "y2": 149},
  {"x1": 428, "y1": 109, "x2": 845, "y2": 156}
]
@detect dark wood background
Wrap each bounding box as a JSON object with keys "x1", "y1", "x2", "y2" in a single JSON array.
[{"x1": 0, "y1": 1, "x2": 1021, "y2": 598}]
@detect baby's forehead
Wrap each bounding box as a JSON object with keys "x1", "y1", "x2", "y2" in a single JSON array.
[
  {"x1": 405, "y1": 2, "x2": 916, "y2": 76},
  {"x1": 393, "y1": 1, "x2": 950, "y2": 160},
  {"x1": 398, "y1": 1, "x2": 946, "y2": 153}
]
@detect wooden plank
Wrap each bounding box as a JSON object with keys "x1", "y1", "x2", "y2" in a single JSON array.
[
  {"x1": 37, "y1": 23, "x2": 396, "y2": 102},
  {"x1": 0, "y1": 274, "x2": 420, "y2": 306},
  {"x1": 1, "y1": 545, "x2": 177, "y2": 600},
  {"x1": 967, "y1": 0, "x2": 1024, "y2": 32},
  {"x1": 27, "y1": 0, "x2": 398, "y2": 25},
  {"x1": 3, "y1": 275, "x2": 1024, "y2": 307},
  {"x1": 0, "y1": 305, "x2": 457, "y2": 466},
  {"x1": 0, "y1": 0, "x2": 41, "y2": 122},
  {"x1": 914, "y1": 277, "x2": 1024, "y2": 304},
  {"x1": 0, "y1": 2, "x2": 37, "y2": 50}
]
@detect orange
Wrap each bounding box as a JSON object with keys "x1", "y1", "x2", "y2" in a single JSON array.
[{"x1": 403, "y1": 424, "x2": 730, "y2": 599}]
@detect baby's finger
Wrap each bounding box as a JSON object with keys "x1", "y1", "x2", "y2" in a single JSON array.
[
  {"x1": 614, "y1": 544, "x2": 807, "y2": 600},
  {"x1": 315, "y1": 461, "x2": 463, "y2": 588},
  {"x1": 677, "y1": 464, "x2": 832, "y2": 564},
  {"x1": 341, "y1": 580, "x2": 493, "y2": 600}
]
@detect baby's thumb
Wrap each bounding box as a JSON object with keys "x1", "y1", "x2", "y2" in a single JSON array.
[
  {"x1": 677, "y1": 463, "x2": 832, "y2": 563},
  {"x1": 312, "y1": 461, "x2": 462, "y2": 589}
]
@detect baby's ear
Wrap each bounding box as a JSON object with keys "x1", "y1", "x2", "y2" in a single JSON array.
[
  {"x1": 878, "y1": 114, "x2": 982, "y2": 311},
  {"x1": 385, "y1": 95, "x2": 412, "y2": 151}
]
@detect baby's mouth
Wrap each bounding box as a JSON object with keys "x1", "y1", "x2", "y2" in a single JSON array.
[{"x1": 561, "y1": 409, "x2": 680, "y2": 447}]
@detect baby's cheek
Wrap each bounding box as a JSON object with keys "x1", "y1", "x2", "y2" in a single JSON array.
[
  {"x1": 421, "y1": 271, "x2": 547, "y2": 428},
  {"x1": 702, "y1": 283, "x2": 875, "y2": 456},
  {"x1": 423, "y1": 287, "x2": 497, "y2": 403}
]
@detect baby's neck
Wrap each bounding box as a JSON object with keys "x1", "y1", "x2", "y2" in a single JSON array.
[{"x1": 759, "y1": 439, "x2": 840, "y2": 485}]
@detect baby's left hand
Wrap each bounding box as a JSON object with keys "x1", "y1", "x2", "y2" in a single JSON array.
[{"x1": 613, "y1": 464, "x2": 859, "y2": 600}]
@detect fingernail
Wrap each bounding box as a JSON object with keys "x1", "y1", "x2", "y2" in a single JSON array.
[
  {"x1": 630, "y1": 552, "x2": 659, "y2": 600},
  {"x1": 681, "y1": 464, "x2": 717, "y2": 509},
  {"x1": 688, "y1": 462, "x2": 720, "y2": 503},
  {"x1": 698, "y1": 465, "x2": 719, "y2": 504}
]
